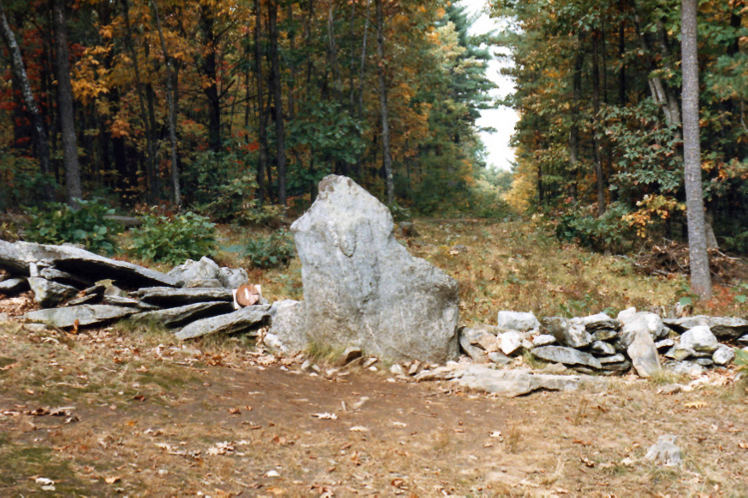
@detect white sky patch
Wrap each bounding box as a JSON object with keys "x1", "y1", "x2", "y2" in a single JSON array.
[{"x1": 459, "y1": 0, "x2": 518, "y2": 171}]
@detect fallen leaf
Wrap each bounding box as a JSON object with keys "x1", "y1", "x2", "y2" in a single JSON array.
[
  {"x1": 312, "y1": 412, "x2": 338, "y2": 420},
  {"x1": 229, "y1": 407, "x2": 241, "y2": 415},
  {"x1": 580, "y1": 456, "x2": 595, "y2": 468},
  {"x1": 684, "y1": 401, "x2": 708, "y2": 409},
  {"x1": 105, "y1": 476, "x2": 121, "y2": 484}
]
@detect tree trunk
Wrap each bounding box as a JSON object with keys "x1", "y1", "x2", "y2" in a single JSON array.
[
  {"x1": 150, "y1": 0, "x2": 181, "y2": 207},
  {"x1": 269, "y1": 0, "x2": 286, "y2": 205},
  {"x1": 199, "y1": 6, "x2": 221, "y2": 153},
  {"x1": 375, "y1": 0, "x2": 393, "y2": 205},
  {"x1": 681, "y1": 0, "x2": 712, "y2": 299},
  {"x1": 0, "y1": 1, "x2": 52, "y2": 199},
  {"x1": 591, "y1": 32, "x2": 605, "y2": 216},
  {"x1": 568, "y1": 47, "x2": 583, "y2": 201},
  {"x1": 253, "y1": 0, "x2": 268, "y2": 201},
  {"x1": 53, "y1": 0, "x2": 82, "y2": 204}
]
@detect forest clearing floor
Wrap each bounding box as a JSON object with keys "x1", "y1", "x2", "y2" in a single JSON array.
[{"x1": 1, "y1": 218, "x2": 746, "y2": 496}]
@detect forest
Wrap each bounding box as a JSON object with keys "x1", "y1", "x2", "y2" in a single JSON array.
[{"x1": 0, "y1": 0, "x2": 746, "y2": 295}]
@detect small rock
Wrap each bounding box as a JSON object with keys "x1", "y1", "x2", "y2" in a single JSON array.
[
  {"x1": 28, "y1": 277, "x2": 78, "y2": 307},
  {"x1": 738, "y1": 334, "x2": 748, "y2": 344},
  {"x1": 665, "y1": 346, "x2": 695, "y2": 361},
  {"x1": 591, "y1": 329, "x2": 619, "y2": 341},
  {"x1": 497, "y1": 311, "x2": 540, "y2": 332},
  {"x1": 655, "y1": 338, "x2": 675, "y2": 350},
  {"x1": 532, "y1": 334, "x2": 556, "y2": 347},
  {"x1": 407, "y1": 360, "x2": 421, "y2": 376},
  {"x1": 0, "y1": 277, "x2": 28, "y2": 296},
  {"x1": 590, "y1": 341, "x2": 616, "y2": 356},
  {"x1": 542, "y1": 317, "x2": 593, "y2": 348},
  {"x1": 389, "y1": 364, "x2": 405, "y2": 375},
  {"x1": 362, "y1": 357, "x2": 378, "y2": 369},
  {"x1": 694, "y1": 357, "x2": 714, "y2": 367},
  {"x1": 644, "y1": 435, "x2": 682, "y2": 467},
  {"x1": 664, "y1": 360, "x2": 704, "y2": 377},
  {"x1": 679, "y1": 325, "x2": 718, "y2": 353},
  {"x1": 498, "y1": 330, "x2": 523, "y2": 356},
  {"x1": 577, "y1": 312, "x2": 620, "y2": 331},
  {"x1": 598, "y1": 353, "x2": 627, "y2": 364},
  {"x1": 459, "y1": 333, "x2": 487, "y2": 362},
  {"x1": 487, "y1": 351, "x2": 511, "y2": 365},
  {"x1": 340, "y1": 346, "x2": 363, "y2": 365},
  {"x1": 712, "y1": 345, "x2": 734, "y2": 366}
]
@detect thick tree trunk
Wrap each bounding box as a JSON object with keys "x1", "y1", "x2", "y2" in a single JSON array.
[
  {"x1": 53, "y1": 0, "x2": 82, "y2": 204},
  {"x1": 681, "y1": 0, "x2": 712, "y2": 299},
  {"x1": 253, "y1": 0, "x2": 268, "y2": 201},
  {"x1": 269, "y1": 0, "x2": 286, "y2": 205},
  {"x1": 375, "y1": 0, "x2": 393, "y2": 205},
  {"x1": 150, "y1": 0, "x2": 181, "y2": 207},
  {"x1": 0, "y1": 1, "x2": 52, "y2": 198}
]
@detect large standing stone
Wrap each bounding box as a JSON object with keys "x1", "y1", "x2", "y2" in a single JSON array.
[
  {"x1": 627, "y1": 330, "x2": 661, "y2": 378},
  {"x1": 618, "y1": 308, "x2": 669, "y2": 345},
  {"x1": 290, "y1": 175, "x2": 459, "y2": 363},
  {"x1": 24, "y1": 304, "x2": 139, "y2": 328}
]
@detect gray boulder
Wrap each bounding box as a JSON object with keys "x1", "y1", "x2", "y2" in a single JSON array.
[
  {"x1": 0, "y1": 239, "x2": 175, "y2": 288},
  {"x1": 167, "y1": 256, "x2": 247, "y2": 289},
  {"x1": 577, "y1": 312, "x2": 620, "y2": 331},
  {"x1": 175, "y1": 305, "x2": 271, "y2": 340},
  {"x1": 712, "y1": 344, "x2": 734, "y2": 366},
  {"x1": 0, "y1": 277, "x2": 28, "y2": 296},
  {"x1": 134, "y1": 286, "x2": 233, "y2": 307},
  {"x1": 531, "y1": 345, "x2": 602, "y2": 369},
  {"x1": 24, "y1": 304, "x2": 139, "y2": 328},
  {"x1": 679, "y1": 325, "x2": 718, "y2": 353},
  {"x1": 217, "y1": 267, "x2": 249, "y2": 289},
  {"x1": 627, "y1": 330, "x2": 661, "y2": 378},
  {"x1": 645, "y1": 435, "x2": 683, "y2": 467},
  {"x1": 664, "y1": 315, "x2": 748, "y2": 339},
  {"x1": 130, "y1": 301, "x2": 234, "y2": 328},
  {"x1": 290, "y1": 175, "x2": 459, "y2": 363},
  {"x1": 618, "y1": 308, "x2": 669, "y2": 343},
  {"x1": 590, "y1": 340, "x2": 616, "y2": 356},
  {"x1": 497, "y1": 311, "x2": 540, "y2": 332},
  {"x1": 265, "y1": 300, "x2": 307, "y2": 354},
  {"x1": 28, "y1": 277, "x2": 78, "y2": 308},
  {"x1": 543, "y1": 317, "x2": 593, "y2": 348}
]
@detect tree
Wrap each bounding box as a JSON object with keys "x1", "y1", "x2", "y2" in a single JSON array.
[
  {"x1": 681, "y1": 0, "x2": 711, "y2": 299},
  {"x1": 375, "y1": 0, "x2": 393, "y2": 205},
  {"x1": 53, "y1": 0, "x2": 82, "y2": 203},
  {"x1": 0, "y1": 0, "x2": 52, "y2": 198}
]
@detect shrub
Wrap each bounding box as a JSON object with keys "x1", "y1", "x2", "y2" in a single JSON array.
[
  {"x1": 555, "y1": 202, "x2": 636, "y2": 253},
  {"x1": 244, "y1": 229, "x2": 295, "y2": 268},
  {"x1": 128, "y1": 211, "x2": 216, "y2": 265},
  {"x1": 25, "y1": 199, "x2": 122, "y2": 254}
]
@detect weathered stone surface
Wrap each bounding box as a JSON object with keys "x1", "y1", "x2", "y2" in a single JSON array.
[
  {"x1": 175, "y1": 305, "x2": 271, "y2": 340},
  {"x1": 487, "y1": 351, "x2": 512, "y2": 365},
  {"x1": 135, "y1": 286, "x2": 233, "y2": 307},
  {"x1": 131, "y1": 301, "x2": 234, "y2": 328},
  {"x1": 497, "y1": 311, "x2": 540, "y2": 332},
  {"x1": 627, "y1": 329, "x2": 661, "y2": 378},
  {"x1": 0, "y1": 239, "x2": 176, "y2": 288},
  {"x1": 532, "y1": 334, "x2": 556, "y2": 347},
  {"x1": 712, "y1": 345, "x2": 734, "y2": 366},
  {"x1": 0, "y1": 277, "x2": 28, "y2": 296},
  {"x1": 655, "y1": 338, "x2": 675, "y2": 350},
  {"x1": 452, "y1": 365, "x2": 602, "y2": 397},
  {"x1": 24, "y1": 304, "x2": 139, "y2": 328},
  {"x1": 498, "y1": 330, "x2": 523, "y2": 356},
  {"x1": 166, "y1": 257, "x2": 244, "y2": 289},
  {"x1": 35, "y1": 264, "x2": 91, "y2": 288},
  {"x1": 102, "y1": 294, "x2": 157, "y2": 309},
  {"x1": 664, "y1": 315, "x2": 748, "y2": 339},
  {"x1": 217, "y1": 267, "x2": 249, "y2": 289},
  {"x1": 739, "y1": 334, "x2": 748, "y2": 345},
  {"x1": 599, "y1": 353, "x2": 626, "y2": 364},
  {"x1": 291, "y1": 175, "x2": 459, "y2": 363},
  {"x1": 28, "y1": 277, "x2": 78, "y2": 307},
  {"x1": 531, "y1": 345, "x2": 602, "y2": 369},
  {"x1": 577, "y1": 312, "x2": 620, "y2": 331},
  {"x1": 265, "y1": 300, "x2": 307, "y2": 354},
  {"x1": 618, "y1": 308, "x2": 669, "y2": 344},
  {"x1": 679, "y1": 325, "x2": 718, "y2": 353},
  {"x1": 665, "y1": 346, "x2": 695, "y2": 361},
  {"x1": 590, "y1": 340, "x2": 616, "y2": 356},
  {"x1": 543, "y1": 317, "x2": 593, "y2": 348},
  {"x1": 592, "y1": 329, "x2": 619, "y2": 341},
  {"x1": 459, "y1": 332, "x2": 487, "y2": 362},
  {"x1": 645, "y1": 435, "x2": 683, "y2": 467},
  {"x1": 665, "y1": 360, "x2": 704, "y2": 377},
  {"x1": 694, "y1": 357, "x2": 714, "y2": 367}
]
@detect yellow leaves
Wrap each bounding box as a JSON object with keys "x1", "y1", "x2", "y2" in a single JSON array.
[
  {"x1": 110, "y1": 117, "x2": 131, "y2": 139},
  {"x1": 622, "y1": 194, "x2": 684, "y2": 239}
]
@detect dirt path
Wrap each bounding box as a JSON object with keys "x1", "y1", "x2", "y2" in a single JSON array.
[{"x1": 0, "y1": 320, "x2": 746, "y2": 497}]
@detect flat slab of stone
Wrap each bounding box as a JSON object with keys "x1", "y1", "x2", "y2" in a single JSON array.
[
  {"x1": 291, "y1": 175, "x2": 459, "y2": 363},
  {"x1": 531, "y1": 345, "x2": 602, "y2": 369},
  {"x1": 131, "y1": 301, "x2": 234, "y2": 328},
  {"x1": 0, "y1": 239, "x2": 175, "y2": 288},
  {"x1": 0, "y1": 277, "x2": 28, "y2": 296},
  {"x1": 664, "y1": 316, "x2": 748, "y2": 339},
  {"x1": 175, "y1": 305, "x2": 271, "y2": 340},
  {"x1": 134, "y1": 287, "x2": 233, "y2": 307},
  {"x1": 24, "y1": 304, "x2": 139, "y2": 328},
  {"x1": 452, "y1": 365, "x2": 604, "y2": 397}
]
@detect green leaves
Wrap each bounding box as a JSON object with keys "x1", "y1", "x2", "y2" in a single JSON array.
[
  {"x1": 25, "y1": 199, "x2": 122, "y2": 255},
  {"x1": 244, "y1": 229, "x2": 295, "y2": 269},
  {"x1": 127, "y1": 212, "x2": 216, "y2": 265}
]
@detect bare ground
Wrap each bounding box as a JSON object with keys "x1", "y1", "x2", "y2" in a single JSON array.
[{"x1": 0, "y1": 313, "x2": 746, "y2": 497}]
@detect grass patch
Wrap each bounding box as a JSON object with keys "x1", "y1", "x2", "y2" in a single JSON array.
[
  {"x1": 647, "y1": 369, "x2": 688, "y2": 386},
  {"x1": 0, "y1": 441, "x2": 94, "y2": 494}
]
